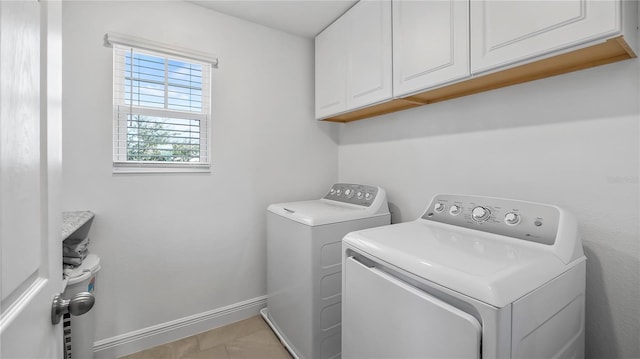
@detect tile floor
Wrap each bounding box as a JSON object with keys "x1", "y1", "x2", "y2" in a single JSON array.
[{"x1": 119, "y1": 316, "x2": 292, "y2": 359}]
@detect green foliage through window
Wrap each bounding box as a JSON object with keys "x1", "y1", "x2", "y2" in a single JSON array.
[{"x1": 126, "y1": 115, "x2": 201, "y2": 162}]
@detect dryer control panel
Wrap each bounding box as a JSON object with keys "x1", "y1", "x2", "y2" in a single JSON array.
[
  {"x1": 422, "y1": 194, "x2": 561, "y2": 245},
  {"x1": 324, "y1": 183, "x2": 379, "y2": 207}
]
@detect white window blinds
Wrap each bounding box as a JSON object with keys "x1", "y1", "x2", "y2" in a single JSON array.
[{"x1": 112, "y1": 42, "x2": 212, "y2": 170}]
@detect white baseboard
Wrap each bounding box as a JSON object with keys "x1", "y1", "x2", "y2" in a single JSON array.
[{"x1": 93, "y1": 296, "x2": 267, "y2": 359}]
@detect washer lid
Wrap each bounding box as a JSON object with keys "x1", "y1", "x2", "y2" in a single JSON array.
[
  {"x1": 268, "y1": 199, "x2": 388, "y2": 226},
  {"x1": 344, "y1": 220, "x2": 581, "y2": 308}
]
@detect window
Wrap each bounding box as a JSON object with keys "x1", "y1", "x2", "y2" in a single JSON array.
[{"x1": 112, "y1": 42, "x2": 212, "y2": 172}]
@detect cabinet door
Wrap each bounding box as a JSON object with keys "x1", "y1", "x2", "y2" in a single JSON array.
[
  {"x1": 392, "y1": 0, "x2": 469, "y2": 97},
  {"x1": 346, "y1": 0, "x2": 392, "y2": 110},
  {"x1": 315, "y1": 15, "x2": 348, "y2": 119},
  {"x1": 471, "y1": 0, "x2": 620, "y2": 74}
]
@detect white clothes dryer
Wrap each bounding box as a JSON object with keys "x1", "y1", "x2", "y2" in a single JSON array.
[
  {"x1": 262, "y1": 183, "x2": 390, "y2": 359},
  {"x1": 342, "y1": 194, "x2": 586, "y2": 359}
]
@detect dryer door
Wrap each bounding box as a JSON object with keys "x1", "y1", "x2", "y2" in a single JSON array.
[{"x1": 343, "y1": 256, "x2": 482, "y2": 359}]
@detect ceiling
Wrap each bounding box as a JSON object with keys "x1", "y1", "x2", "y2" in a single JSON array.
[{"x1": 189, "y1": 0, "x2": 358, "y2": 38}]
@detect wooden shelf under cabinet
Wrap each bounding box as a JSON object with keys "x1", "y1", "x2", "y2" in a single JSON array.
[{"x1": 322, "y1": 36, "x2": 636, "y2": 123}]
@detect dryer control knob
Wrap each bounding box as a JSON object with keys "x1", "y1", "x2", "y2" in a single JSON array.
[
  {"x1": 434, "y1": 203, "x2": 445, "y2": 213},
  {"x1": 449, "y1": 205, "x2": 461, "y2": 215},
  {"x1": 504, "y1": 212, "x2": 520, "y2": 225},
  {"x1": 471, "y1": 206, "x2": 491, "y2": 222}
]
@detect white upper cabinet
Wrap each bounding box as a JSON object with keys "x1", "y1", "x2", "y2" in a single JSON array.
[
  {"x1": 315, "y1": 0, "x2": 392, "y2": 119},
  {"x1": 392, "y1": 0, "x2": 470, "y2": 97},
  {"x1": 347, "y1": 0, "x2": 392, "y2": 110},
  {"x1": 316, "y1": 0, "x2": 636, "y2": 122},
  {"x1": 315, "y1": 14, "x2": 348, "y2": 119},
  {"x1": 470, "y1": 0, "x2": 622, "y2": 74}
]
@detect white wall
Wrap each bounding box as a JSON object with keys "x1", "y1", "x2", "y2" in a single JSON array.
[
  {"x1": 339, "y1": 59, "x2": 640, "y2": 359},
  {"x1": 61, "y1": 1, "x2": 337, "y2": 354}
]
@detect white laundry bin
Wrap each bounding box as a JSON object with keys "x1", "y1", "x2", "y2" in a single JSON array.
[{"x1": 63, "y1": 254, "x2": 101, "y2": 359}]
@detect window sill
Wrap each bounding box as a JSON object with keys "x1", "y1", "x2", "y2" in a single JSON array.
[{"x1": 113, "y1": 163, "x2": 211, "y2": 174}]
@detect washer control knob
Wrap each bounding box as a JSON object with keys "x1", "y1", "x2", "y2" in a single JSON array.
[
  {"x1": 364, "y1": 193, "x2": 372, "y2": 200},
  {"x1": 471, "y1": 206, "x2": 491, "y2": 222},
  {"x1": 449, "y1": 205, "x2": 461, "y2": 215},
  {"x1": 356, "y1": 191, "x2": 363, "y2": 199},
  {"x1": 336, "y1": 189, "x2": 342, "y2": 196},
  {"x1": 345, "y1": 189, "x2": 353, "y2": 198},
  {"x1": 329, "y1": 188, "x2": 336, "y2": 195},
  {"x1": 434, "y1": 203, "x2": 445, "y2": 213},
  {"x1": 504, "y1": 212, "x2": 520, "y2": 225}
]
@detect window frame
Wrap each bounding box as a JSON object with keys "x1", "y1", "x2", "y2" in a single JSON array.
[{"x1": 106, "y1": 33, "x2": 217, "y2": 174}]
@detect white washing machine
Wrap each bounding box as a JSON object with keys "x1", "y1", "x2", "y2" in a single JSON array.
[
  {"x1": 343, "y1": 194, "x2": 586, "y2": 359},
  {"x1": 261, "y1": 183, "x2": 390, "y2": 359}
]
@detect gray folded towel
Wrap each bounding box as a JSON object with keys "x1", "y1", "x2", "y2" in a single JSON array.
[
  {"x1": 63, "y1": 237, "x2": 90, "y2": 259},
  {"x1": 63, "y1": 246, "x2": 88, "y2": 258},
  {"x1": 63, "y1": 256, "x2": 83, "y2": 266}
]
